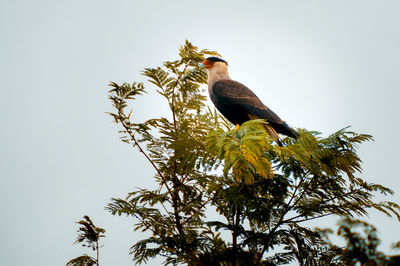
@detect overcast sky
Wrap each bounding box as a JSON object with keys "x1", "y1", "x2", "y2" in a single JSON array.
[{"x1": 1, "y1": 0, "x2": 400, "y2": 265}]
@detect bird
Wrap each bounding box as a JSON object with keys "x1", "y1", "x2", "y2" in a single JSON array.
[{"x1": 201, "y1": 56, "x2": 298, "y2": 145}]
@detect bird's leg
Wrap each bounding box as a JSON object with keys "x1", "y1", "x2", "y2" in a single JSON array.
[{"x1": 234, "y1": 124, "x2": 240, "y2": 131}]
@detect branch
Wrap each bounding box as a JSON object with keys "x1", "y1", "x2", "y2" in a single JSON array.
[
  {"x1": 290, "y1": 172, "x2": 316, "y2": 209},
  {"x1": 286, "y1": 213, "x2": 334, "y2": 224},
  {"x1": 173, "y1": 62, "x2": 189, "y2": 91},
  {"x1": 96, "y1": 238, "x2": 99, "y2": 266},
  {"x1": 158, "y1": 200, "x2": 171, "y2": 216},
  {"x1": 120, "y1": 119, "x2": 175, "y2": 202},
  {"x1": 170, "y1": 63, "x2": 190, "y2": 184},
  {"x1": 281, "y1": 188, "x2": 365, "y2": 224},
  {"x1": 272, "y1": 173, "x2": 313, "y2": 235},
  {"x1": 318, "y1": 188, "x2": 364, "y2": 206},
  {"x1": 255, "y1": 172, "x2": 314, "y2": 264},
  {"x1": 286, "y1": 175, "x2": 306, "y2": 211},
  {"x1": 132, "y1": 212, "x2": 158, "y2": 234},
  {"x1": 181, "y1": 198, "x2": 212, "y2": 226},
  {"x1": 169, "y1": 61, "x2": 189, "y2": 134},
  {"x1": 168, "y1": 63, "x2": 190, "y2": 237},
  {"x1": 222, "y1": 206, "x2": 241, "y2": 265}
]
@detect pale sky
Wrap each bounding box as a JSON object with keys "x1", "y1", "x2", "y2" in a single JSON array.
[{"x1": 1, "y1": 1, "x2": 400, "y2": 265}]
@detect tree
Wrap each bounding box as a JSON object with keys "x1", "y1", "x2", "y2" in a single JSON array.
[
  {"x1": 67, "y1": 216, "x2": 105, "y2": 266},
  {"x1": 106, "y1": 40, "x2": 400, "y2": 265},
  {"x1": 315, "y1": 216, "x2": 400, "y2": 266}
]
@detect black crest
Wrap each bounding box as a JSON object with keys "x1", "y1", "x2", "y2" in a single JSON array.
[{"x1": 206, "y1": 57, "x2": 228, "y2": 66}]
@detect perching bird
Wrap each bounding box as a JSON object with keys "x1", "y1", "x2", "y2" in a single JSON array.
[{"x1": 201, "y1": 57, "x2": 298, "y2": 145}]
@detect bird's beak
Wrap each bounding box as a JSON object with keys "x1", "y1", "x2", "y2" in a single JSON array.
[{"x1": 201, "y1": 60, "x2": 213, "y2": 69}]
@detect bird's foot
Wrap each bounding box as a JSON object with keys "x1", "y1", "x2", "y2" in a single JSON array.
[{"x1": 234, "y1": 124, "x2": 240, "y2": 131}]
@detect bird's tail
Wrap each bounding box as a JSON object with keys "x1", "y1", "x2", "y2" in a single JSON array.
[{"x1": 279, "y1": 122, "x2": 299, "y2": 139}]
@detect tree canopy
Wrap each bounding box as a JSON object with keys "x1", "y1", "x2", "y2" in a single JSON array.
[
  {"x1": 67, "y1": 216, "x2": 105, "y2": 266},
  {"x1": 104, "y1": 41, "x2": 400, "y2": 265}
]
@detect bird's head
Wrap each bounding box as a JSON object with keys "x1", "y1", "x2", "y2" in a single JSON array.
[{"x1": 201, "y1": 57, "x2": 228, "y2": 69}]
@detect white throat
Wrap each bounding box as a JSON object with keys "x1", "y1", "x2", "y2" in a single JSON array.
[{"x1": 206, "y1": 62, "x2": 231, "y2": 93}]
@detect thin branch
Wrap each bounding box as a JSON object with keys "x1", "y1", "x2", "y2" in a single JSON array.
[
  {"x1": 181, "y1": 198, "x2": 212, "y2": 226},
  {"x1": 168, "y1": 63, "x2": 191, "y2": 238},
  {"x1": 173, "y1": 62, "x2": 189, "y2": 90},
  {"x1": 290, "y1": 172, "x2": 315, "y2": 209},
  {"x1": 256, "y1": 172, "x2": 314, "y2": 264},
  {"x1": 286, "y1": 213, "x2": 334, "y2": 224},
  {"x1": 132, "y1": 213, "x2": 158, "y2": 235},
  {"x1": 282, "y1": 189, "x2": 365, "y2": 224},
  {"x1": 169, "y1": 62, "x2": 189, "y2": 134},
  {"x1": 170, "y1": 63, "x2": 189, "y2": 183},
  {"x1": 286, "y1": 174, "x2": 306, "y2": 211},
  {"x1": 257, "y1": 245, "x2": 268, "y2": 264},
  {"x1": 158, "y1": 201, "x2": 171, "y2": 216},
  {"x1": 120, "y1": 119, "x2": 175, "y2": 202},
  {"x1": 96, "y1": 238, "x2": 99, "y2": 266},
  {"x1": 274, "y1": 173, "x2": 312, "y2": 233},
  {"x1": 318, "y1": 188, "x2": 363, "y2": 206}
]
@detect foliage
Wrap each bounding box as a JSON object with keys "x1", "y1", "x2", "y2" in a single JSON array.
[
  {"x1": 317, "y1": 217, "x2": 400, "y2": 266},
  {"x1": 66, "y1": 255, "x2": 97, "y2": 266},
  {"x1": 67, "y1": 216, "x2": 105, "y2": 266},
  {"x1": 106, "y1": 40, "x2": 400, "y2": 265}
]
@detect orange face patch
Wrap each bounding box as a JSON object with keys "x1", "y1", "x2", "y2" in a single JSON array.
[{"x1": 202, "y1": 60, "x2": 214, "y2": 69}]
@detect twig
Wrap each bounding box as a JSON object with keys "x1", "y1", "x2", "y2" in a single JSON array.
[
  {"x1": 282, "y1": 189, "x2": 363, "y2": 224},
  {"x1": 120, "y1": 119, "x2": 175, "y2": 202},
  {"x1": 255, "y1": 172, "x2": 314, "y2": 264},
  {"x1": 182, "y1": 198, "x2": 212, "y2": 225},
  {"x1": 290, "y1": 173, "x2": 317, "y2": 210},
  {"x1": 287, "y1": 213, "x2": 333, "y2": 224}
]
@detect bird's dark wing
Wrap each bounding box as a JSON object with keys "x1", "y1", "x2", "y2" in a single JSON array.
[
  {"x1": 212, "y1": 79, "x2": 298, "y2": 138},
  {"x1": 212, "y1": 79, "x2": 284, "y2": 123}
]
